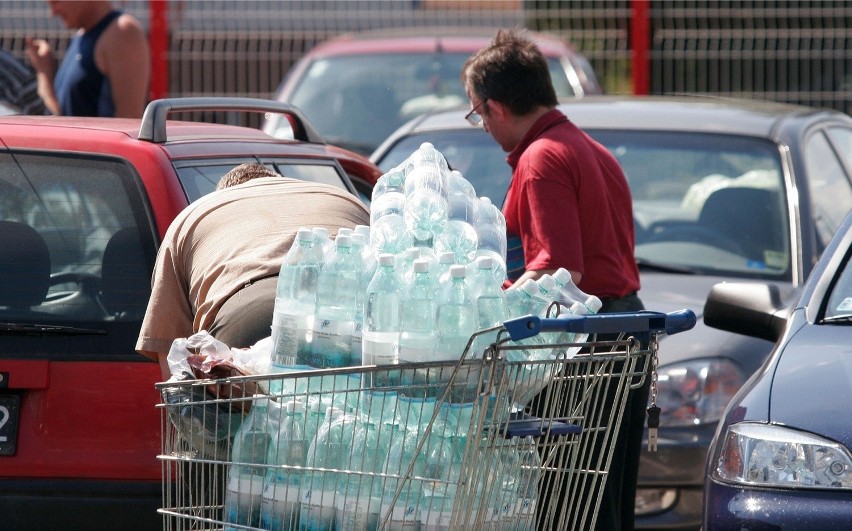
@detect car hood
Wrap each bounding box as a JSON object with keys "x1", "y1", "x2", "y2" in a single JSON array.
[
  {"x1": 769, "y1": 319, "x2": 852, "y2": 449},
  {"x1": 637, "y1": 272, "x2": 777, "y2": 368}
]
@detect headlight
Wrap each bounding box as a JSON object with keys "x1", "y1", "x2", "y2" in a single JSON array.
[
  {"x1": 653, "y1": 358, "x2": 745, "y2": 427},
  {"x1": 713, "y1": 422, "x2": 852, "y2": 489}
]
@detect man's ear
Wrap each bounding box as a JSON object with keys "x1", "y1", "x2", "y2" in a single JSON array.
[{"x1": 487, "y1": 99, "x2": 509, "y2": 122}]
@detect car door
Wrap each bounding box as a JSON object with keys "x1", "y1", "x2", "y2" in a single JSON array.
[{"x1": 0, "y1": 149, "x2": 162, "y2": 528}]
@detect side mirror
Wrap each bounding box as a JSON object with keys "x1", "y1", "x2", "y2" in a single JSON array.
[{"x1": 704, "y1": 282, "x2": 790, "y2": 343}]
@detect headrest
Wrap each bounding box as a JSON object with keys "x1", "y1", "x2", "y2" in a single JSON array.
[{"x1": 0, "y1": 221, "x2": 51, "y2": 308}]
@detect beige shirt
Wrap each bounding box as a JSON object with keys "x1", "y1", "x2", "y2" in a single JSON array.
[{"x1": 136, "y1": 177, "x2": 370, "y2": 360}]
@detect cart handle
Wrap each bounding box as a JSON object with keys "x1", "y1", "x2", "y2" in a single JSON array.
[{"x1": 502, "y1": 309, "x2": 696, "y2": 342}]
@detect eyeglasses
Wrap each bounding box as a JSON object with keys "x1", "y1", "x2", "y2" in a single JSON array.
[{"x1": 465, "y1": 98, "x2": 488, "y2": 127}]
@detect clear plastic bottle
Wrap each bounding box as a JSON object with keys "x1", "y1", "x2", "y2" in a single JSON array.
[
  {"x1": 370, "y1": 212, "x2": 413, "y2": 256},
  {"x1": 362, "y1": 253, "x2": 402, "y2": 388},
  {"x1": 350, "y1": 232, "x2": 372, "y2": 366},
  {"x1": 300, "y1": 407, "x2": 353, "y2": 531},
  {"x1": 472, "y1": 197, "x2": 507, "y2": 281},
  {"x1": 434, "y1": 265, "x2": 477, "y2": 403},
  {"x1": 224, "y1": 396, "x2": 274, "y2": 530},
  {"x1": 435, "y1": 251, "x2": 456, "y2": 288},
  {"x1": 272, "y1": 227, "x2": 321, "y2": 368},
  {"x1": 307, "y1": 234, "x2": 360, "y2": 368},
  {"x1": 398, "y1": 258, "x2": 437, "y2": 398},
  {"x1": 552, "y1": 267, "x2": 603, "y2": 315},
  {"x1": 371, "y1": 170, "x2": 406, "y2": 225},
  {"x1": 403, "y1": 163, "x2": 449, "y2": 244},
  {"x1": 261, "y1": 400, "x2": 307, "y2": 531},
  {"x1": 336, "y1": 391, "x2": 396, "y2": 530},
  {"x1": 312, "y1": 226, "x2": 333, "y2": 263},
  {"x1": 381, "y1": 396, "x2": 440, "y2": 529},
  {"x1": 469, "y1": 256, "x2": 509, "y2": 359},
  {"x1": 505, "y1": 279, "x2": 552, "y2": 318}
]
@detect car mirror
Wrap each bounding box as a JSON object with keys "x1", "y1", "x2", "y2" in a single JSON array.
[{"x1": 704, "y1": 282, "x2": 790, "y2": 342}]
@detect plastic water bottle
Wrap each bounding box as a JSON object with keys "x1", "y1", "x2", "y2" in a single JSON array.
[
  {"x1": 506, "y1": 279, "x2": 552, "y2": 318},
  {"x1": 381, "y1": 397, "x2": 440, "y2": 529},
  {"x1": 350, "y1": 232, "x2": 372, "y2": 366},
  {"x1": 434, "y1": 265, "x2": 477, "y2": 403},
  {"x1": 469, "y1": 256, "x2": 509, "y2": 359},
  {"x1": 224, "y1": 396, "x2": 274, "y2": 530},
  {"x1": 435, "y1": 251, "x2": 456, "y2": 287},
  {"x1": 403, "y1": 164, "x2": 448, "y2": 243},
  {"x1": 272, "y1": 227, "x2": 320, "y2": 368},
  {"x1": 552, "y1": 267, "x2": 603, "y2": 315},
  {"x1": 371, "y1": 170, "x2": 406, "y2": 225},
  {"x1": 261, "y1": 400, "x2": 307, "y2": 531},
  {"x1": 300, "y1": 407, "x2": 353, "y2": 530},
  {"x1": 473, "y1": 197, "x2": 507, "y2": 283},
  {"x1": 307, "y1": 234, "x2": 360, "y2": 368},
  {"x1": 312, "y1": 226, "x2": 333, "y2": 262},
  {"x1": 362, "y1": 253, "x2": 402, "y2": 388},
  {"x1": 398, "y1": 258, "x2": 437, "y2": 397},
  {"x1": 513, "y1": 437, "x2": 541, "y2": 530},
  {"x1": 336, "y1": 391, "x2": 396, "y2": 530},
  {"x1": 434, "y1": 219, "x2": 479, "y2": 266},
  {"x1": 370, "y1": 212, "x2": 413, "y2": 256}
]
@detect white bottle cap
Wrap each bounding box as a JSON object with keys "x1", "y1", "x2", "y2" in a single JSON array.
[
  {"x1": 413, "y1": 258, "x2": 429, "y2": 273},
  {"x1": 519, "y1": 279, "x2": 540, "y2": 296},
  {"x1": 378, "y1": 253, "x2": 395, "y2": 267},
  {"x1": 335, "y1": 234, "x2": 351, "y2": 247},
  {"x1": 552, "y1": 268, "x2": 572, "y2": 285},
  {"x1": 439, "y1": 251, "x2": 455, "y2": 264},
  {"x1": 354, "y1": 225, "x2": 370, "y2": 237},
  {"x1": 538, "y1": 275, "x2": 556, "y2": 291},
  {"x1": 296, "y1": 227, "x2": 313, "y2": 242},
  {"x1": 585, "y1": 296, "x2": 603, "y2": 313},
  {"x1": 450, "y1": 264, "x2": 466, "y2": 278},
  {"x1": 476, "y1": 255, "x2": 493, "y2": 269}
]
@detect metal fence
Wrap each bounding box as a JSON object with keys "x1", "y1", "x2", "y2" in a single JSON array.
[{"x1": 2, "y1": 0, "x2": 849, "y2": 128}]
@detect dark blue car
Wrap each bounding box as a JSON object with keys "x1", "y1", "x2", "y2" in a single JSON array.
[{"x1": 703, "y1": 210, "x2": 852, "y2": 528}]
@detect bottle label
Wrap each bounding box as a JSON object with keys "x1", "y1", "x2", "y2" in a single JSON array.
[
  {"x1": 300, "y1": 488, "x2": 337, "y2": 529},
  {"x1": 304, "y1": 319, "x2": 353, "y2": 367},
  {"x1": 382, "y1": 502, "x2": 419, "y2": 529},
  {"x1": 273, "y1": 312, "x2": 311, "y2": 364},
  {"x1": 337, "y1": 496, "x2": 373, "y2": 530},
  {"x1": 421, "y1": 508, "x2": 453, "y2": 528},
  {"x1": 362, "y1": 334, "x2": 398, "y2": 366}
]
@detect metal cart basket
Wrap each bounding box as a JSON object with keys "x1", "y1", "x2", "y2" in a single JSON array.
[{"x1": 157, "y1": 309, "x2": 695, "y2": 530}]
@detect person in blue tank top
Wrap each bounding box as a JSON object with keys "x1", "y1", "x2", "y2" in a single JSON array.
[{"x1": 26, "y1": 1, "x2": 150, "y2": 118}]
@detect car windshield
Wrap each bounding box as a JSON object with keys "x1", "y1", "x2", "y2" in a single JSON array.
[
  {"x1": 271, "y1": 53, "x2": 575, "y2": 155},
  {"x1": 376, "y1": 128, "x2": 791, "y2": 281}
]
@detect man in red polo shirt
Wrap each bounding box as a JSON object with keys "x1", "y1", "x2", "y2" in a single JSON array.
[{"x1": 463, "y1": 28, "x2": 644, "y2": 529}]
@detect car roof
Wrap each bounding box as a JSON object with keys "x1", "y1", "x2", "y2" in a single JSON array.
[
  {"x1": 394, "y1": 95, "x2": 844, "y2": 139},
  {"x1": 302, "y1": 27, "x2": 578, "y2": 58}
]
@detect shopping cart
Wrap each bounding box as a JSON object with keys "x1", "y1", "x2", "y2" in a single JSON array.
[{"x1": 156, "y1": 309, "x2": 695, "y2": 530}]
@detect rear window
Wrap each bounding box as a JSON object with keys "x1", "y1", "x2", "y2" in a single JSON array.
[
  {"x1": 0, "y1": 151, "x2": 155, "y2": 329},
  {"x1": 174, "y1": 159, "x2": 351, "y2": 203}
]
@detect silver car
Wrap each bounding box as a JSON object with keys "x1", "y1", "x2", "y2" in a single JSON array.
[{"x1": 370, "y1": 95, "x2": 852, "y2": 529}]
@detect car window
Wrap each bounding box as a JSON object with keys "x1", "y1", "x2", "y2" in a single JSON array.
[
  {"x1": 274, "y1": 53, "x2": 574, "y2": 155},
  {"x1": 374, "y1": 129, "x2": 512, "y2": 207},
  {"x1": 589, "y1": 130, "x2": 791, "y2": 280},
  {"x1": 0, "y1": 151, "x2": 154, "y2": 326},
  {"x1": 824, "y1": 243, "x2": 852, "y2": 321},
  {"x1": 174, "y1": 159, "x2": 350, "y2": 203},
  {"x1": 804, "y1": 130, "x2": 852, "y2": 248},
  {"x1": 827, "y1": 127, "x2": 852, "y2": 169}
]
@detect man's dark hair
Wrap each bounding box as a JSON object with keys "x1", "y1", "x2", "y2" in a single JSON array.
[
  {"x1": 216, "y1": 163, "x2": 281, "y2": 190},
  {"x1": 462, "y1": 28, "x2": 558, "y2": 116}
]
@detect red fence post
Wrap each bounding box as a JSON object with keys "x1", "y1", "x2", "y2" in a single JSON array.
[
  {"x1": 148, "y1": 0, "x2": 169, "y2": 100},
  {"x1": 631, "y1": 0, "x2": 650, "y2": 95}
]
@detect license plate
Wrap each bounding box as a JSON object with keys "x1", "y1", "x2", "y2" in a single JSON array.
[{"x1": 0, "y1": 394, "x2": 20, "y2": 456}]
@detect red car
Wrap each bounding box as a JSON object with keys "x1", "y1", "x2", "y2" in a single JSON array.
[
  {"x1": 0, "y1": 98, "x2": 380, "y2": 529},
  {"x1": 262, "y1": 28, "x2": 603, "y2": 156}
]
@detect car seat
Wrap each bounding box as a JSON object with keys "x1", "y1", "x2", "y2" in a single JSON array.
[
  {"x1": 100, "y1": 227, "x2": 151, "y2": 320},
  {"x1": 698, "y1": 187, "x2": 784, "y2": 263},
  {"x1": 0, "y1": 220, "x2": 51, "y2": 313}
]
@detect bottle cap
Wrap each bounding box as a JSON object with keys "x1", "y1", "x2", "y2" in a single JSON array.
[
  {"x1": 552, "y1": 268, "x2": 571, "y2": 285},
  {"x1": 335, "y1": 234, "x2": 351, "y2": 247},
  {"x1": 520, "y1": 279, "x2": 540, "y2": 296},
  {"x1": 538, "y1": 275, "x2": 556, "y2": 291},
  {"x1": 413, "y1": 258, "x2": 429, "y2": 273},
  {"x1": 378, "y1": 253, "x2": 395, "y2": 267},
  {"x1": 354, "y1": 225, "x2": 371, "y2": 237},
  {"x1": 450, "y1": 264, "x2": 466, "y2": 278},
  {"x1": 439, "y1": 251, "x2": 455, "y2": 264},
  {"x1": 585, "y1": 295, "x2": 603, "y2": 313},
  {"x1": 296, "y1": 227, "x2": 313, "y2": 242},
  {"x1": 476, "y1": 255, "x2": 493, "y2": 269}
]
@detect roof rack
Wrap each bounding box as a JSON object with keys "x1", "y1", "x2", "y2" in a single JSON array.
[{"x1": 138, "y1": 97, "x2": 323, "y2": 144}]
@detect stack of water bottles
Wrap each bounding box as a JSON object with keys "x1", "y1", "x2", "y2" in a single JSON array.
[{"x1": 223, "y1": 142, "x2": 604, "y2": 530}]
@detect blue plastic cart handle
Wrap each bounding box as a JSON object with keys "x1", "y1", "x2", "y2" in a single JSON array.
[{"x1": 502, "y1": 309, "x2": 696, "y2": 342}]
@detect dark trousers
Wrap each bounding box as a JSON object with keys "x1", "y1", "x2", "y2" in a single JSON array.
[
  {"x1": 208, "y1": 276, "x2": 278, "y2": 349},
  {"x1": 534, "y1": 291, "x2": 645, "y2": 530}
]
